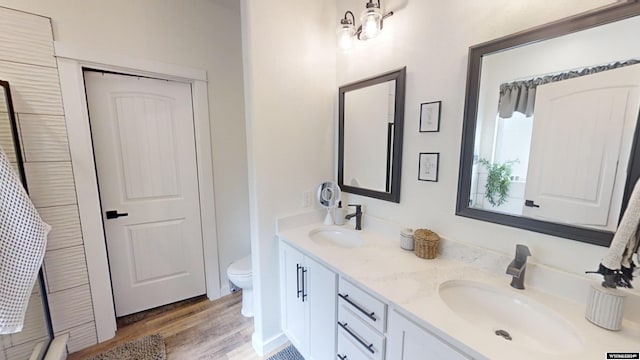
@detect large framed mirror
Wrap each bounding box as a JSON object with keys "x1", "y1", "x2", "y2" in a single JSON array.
[
  {"x1": 0, "y1": 80, "x2": 52, "y2": 359},
  {"x1": 338, "y1": 67, "x2": 406, "y2": 203},
  {"x1": 457, "y1": 2, "x2": 640, "y2": 247}
]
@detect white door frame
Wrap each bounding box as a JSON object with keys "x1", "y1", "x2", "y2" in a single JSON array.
[{"x1": 55, "y1": 42, "x2": 221, "y2": 342}]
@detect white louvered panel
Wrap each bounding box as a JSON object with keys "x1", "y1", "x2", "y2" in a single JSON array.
[
  {"x1": 0, "y1": 61, "x2": 63, "y2": 115},
  {"x1": 43, "y1": 245, "x2": 89, "y2": 293},
  {"x1": 1, "y1": 333, "x2": 9, "y2": 349},
  {"x1": 56, "y1": 322, "x2": 97, "y2": 353},
  {"x1": 18, "y1": 114, "x2": 70, "y2": 162},
  {"x1": 3, "y1": 337, "x2": 48, "y2": 360},
  {"x1": 0, "y1": 8, "x2": 55, "y2": 67},
  {"x1": 8, "y1": 294, "x2": 48, "y2": 346},
  {"x1": 32, "y1": 277, "x2": 41, "y2": 295},
  {"x1": 38, "y1": 205, "x2": 83, "y2": 251},
  {"x1": 24, "y1": 162, "x2": 77, "y2": 208},
  {"x1": 0, "y1": 112, "x2": 17, "y2": 163},
  {"x1": 9, "y1": 161, "x2": 19, "y2": 176},
  {"x1": 48, "y1": 285, "x2": 94, "y2": 331}
]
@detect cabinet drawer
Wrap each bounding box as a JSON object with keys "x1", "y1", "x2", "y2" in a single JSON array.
[
  {"x1": 338, "y1": 277, "x2": 387, "y2": 333},
  {"x1": 338, "y1": 304, "x2": 385, "y2": 360},
  {"x1": 337, "y1": 330, "x2": 380, "y2": 360}
]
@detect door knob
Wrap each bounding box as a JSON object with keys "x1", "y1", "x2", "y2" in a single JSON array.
[{"x1": 106, "y1": 210, "x2": 129, "y2": 219}]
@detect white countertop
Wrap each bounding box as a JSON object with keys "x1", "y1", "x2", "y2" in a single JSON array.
[{"x1": 278, "y1": 221, "x2": 640, "y2": 360}]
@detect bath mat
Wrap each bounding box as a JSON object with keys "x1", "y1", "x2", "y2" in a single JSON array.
[
  {"x1": 267, "y1": 345, "x2": 303, "y2": 360},
  {"x1": 86, "y1": 334, "x2": 166, "y2": 360}
]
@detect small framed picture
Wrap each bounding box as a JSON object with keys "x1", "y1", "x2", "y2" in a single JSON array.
[
  {"x1": 418, "y1": 152, "x2": 439, "y2": 182},
  {"x1": 419, "y1": 101, "x2": 441, "y2": 132}
]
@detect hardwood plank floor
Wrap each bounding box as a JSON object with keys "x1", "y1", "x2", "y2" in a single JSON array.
[{"x1": 67, "y1": 292, "x2": 287, "y2": 360}]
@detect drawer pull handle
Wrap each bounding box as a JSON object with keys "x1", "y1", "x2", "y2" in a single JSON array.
[
  {"x1": 338, "y1": 293, "x2": 377, "y2": 322},
  {"x1": 337, "y1": 355, "x2": 348, "y2": 360},
  {"x1": 301, "y1": 267, "x2": 308, "y2": 302},
  {"x1": 296, "y1": 264, "x2": 302, "y2": 299},
  {"x1": 338, "y1": 321, "x2": 375, "y2": 354}
]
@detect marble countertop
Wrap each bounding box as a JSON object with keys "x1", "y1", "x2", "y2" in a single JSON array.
[{"x1": 278, "y1": 221, "x2": 640, "y2": 360}]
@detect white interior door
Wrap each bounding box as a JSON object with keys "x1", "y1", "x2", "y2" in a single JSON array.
[
  {"x1": 523, "y1": 65, "x2": 640, "y2": 230},
  {"x1": 84, "y1": 71, "x2": 206, "y2": 316}
]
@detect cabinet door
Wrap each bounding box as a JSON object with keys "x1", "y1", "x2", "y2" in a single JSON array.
[
  {"x1": 306, "y1": 256, "x2": 338, "y2": 360},
  {"x1": 280, "y1": 242, "x2": 307, "y2": 354},
  {"x1": 387, "y1": 310, "x2": 470, "y2": 360}
]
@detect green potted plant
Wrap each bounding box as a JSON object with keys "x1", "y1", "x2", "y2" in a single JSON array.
[{"x1": 478, "y1": 158, "x2": 518, "y2": 207}]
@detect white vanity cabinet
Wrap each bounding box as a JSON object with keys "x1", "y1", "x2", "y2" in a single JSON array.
[
  {"x1": 386, "y1": 309, "x2": 472, "y2": 360},
  {"x1": 280, "y1": 241, "x2": 337, "y2": 359}
]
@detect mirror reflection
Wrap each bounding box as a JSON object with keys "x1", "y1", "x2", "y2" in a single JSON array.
[
  {"x1": 457, "y1": 5, "x2": 640, "y2": 246},
  {"x1": 0, "y1": 80, "x2": 52, "y2": 360},
  {"x1": 339, "y1": 67, "x2": 406, "y2": 203}
]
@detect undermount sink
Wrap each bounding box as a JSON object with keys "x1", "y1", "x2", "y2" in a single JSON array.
[
  {"x1": 308, "y1": 227, "x2": 363, "y2": 248},
  {"x1": 438, "y1": 280, "x2": 583, "y2": 354}
]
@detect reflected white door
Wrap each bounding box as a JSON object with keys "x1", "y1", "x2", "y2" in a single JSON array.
[
  {"x1": 84, "y1": 71, "x2": 205, "y2": 316},
  {"x1": 523, "y1": 65, "x2": 640, "y2": 230}
]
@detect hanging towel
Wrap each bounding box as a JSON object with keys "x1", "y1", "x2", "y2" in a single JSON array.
[
  {"x1": 588, "y1": 179, "x2": 640, "y2": 288},
  {"x1": 0, "y1": 146, "x2": 50, "y2": 334}
]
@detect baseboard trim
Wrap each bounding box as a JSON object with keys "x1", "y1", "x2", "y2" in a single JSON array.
[
  {"x1": 252, "y1": 331, "x2": 288, "y2": 357},
  {"x1": 220, "y1": 284, "x2": 231, "y2": 297},
  {"x1": 44, "y1": 334, "x2": 69, "y2": 360}
]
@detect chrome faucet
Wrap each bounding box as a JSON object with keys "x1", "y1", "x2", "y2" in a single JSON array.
[
  {"x1": 506, "y1": 244, "x2": 531, "y2": 290},
  {"x1": 345, "y1": 204, "x2": 363, "y2": 230}
]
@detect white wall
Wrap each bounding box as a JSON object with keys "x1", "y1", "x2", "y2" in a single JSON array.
[
  {"x1": 0, "y1": 0, "x2": 250, "y2": 293},
  {"x1": 336, "y1": 0, "x2": 618, "y2": 279},
  {"x1": 240, "y1": 0, "x2": 336, "y2": 354}
]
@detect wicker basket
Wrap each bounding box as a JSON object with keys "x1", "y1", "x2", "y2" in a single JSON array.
[{"x1": 413, "y1": 229, "x2": 440, "y2": 259}]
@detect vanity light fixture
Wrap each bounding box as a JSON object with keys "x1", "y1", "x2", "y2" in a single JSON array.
[
  {"x1": 337, "y1": 11, "x2": 356, "y2": 50},
  {"x1": 337, "y1": 0, "x2": 394, "y2": 50}
]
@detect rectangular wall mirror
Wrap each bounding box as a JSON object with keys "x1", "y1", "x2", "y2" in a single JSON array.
[
  {"x1": 338, "y1": 67, "x2": 406, "y2": 203},
  {"x1": 457, "y1": 2, "x2": 640, "y2": 246}
]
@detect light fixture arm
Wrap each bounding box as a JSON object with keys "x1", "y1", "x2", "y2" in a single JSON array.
[{"x1": 341, "y1": 10, "x2": 356, "y2": 25}]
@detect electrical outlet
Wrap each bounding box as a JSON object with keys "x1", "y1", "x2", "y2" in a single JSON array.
[{"x1": 303, "y1": 190, "x2": 312, "y2": 208}]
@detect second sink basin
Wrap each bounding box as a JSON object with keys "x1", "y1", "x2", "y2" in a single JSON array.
[
  {"x1": 438, "y1": 280, "x2": 583, "y2": 354},
  {"x1": 308, "y1": 227, "x2": 363, "y2": 248}
]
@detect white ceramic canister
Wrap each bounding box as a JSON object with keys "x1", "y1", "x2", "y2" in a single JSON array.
[
  {"x1": 585, "y1": 282, "x2": 626, "y2": 331},
  {"x1": 400, "y1": 228, "x2": 414, "y2": 250}
]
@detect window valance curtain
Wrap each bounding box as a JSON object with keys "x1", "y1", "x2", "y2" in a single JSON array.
[{"x1": 498, "y1": 59, "x2": 640, "y2": 118}]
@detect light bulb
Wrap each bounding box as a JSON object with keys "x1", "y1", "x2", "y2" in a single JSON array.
[
  {"x1": 363, "y1": 16, "x2": 379, "y2": 38},
  {"x1": 360, "y1": 6, "x2": 381, "y2": 40},
  {"x1": 337, "y1": 21, "x2": 355, "y2": 50}
]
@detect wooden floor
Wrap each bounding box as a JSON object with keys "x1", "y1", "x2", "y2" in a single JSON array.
[{"x1": 67, "y1": 292, "x2": 287, "y2": 360}]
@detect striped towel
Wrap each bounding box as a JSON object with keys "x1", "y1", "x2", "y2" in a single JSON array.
[
  {"x1": 0, "y1": 146, "x2": 50, "y2": 334},
  {"x1": 589, "y1": 179, "x2": 640, "y2": 288}
]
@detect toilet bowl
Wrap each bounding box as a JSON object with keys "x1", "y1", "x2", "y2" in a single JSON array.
[{"x1": 227, "y1": 255, "x2": 253, "y2": 317}]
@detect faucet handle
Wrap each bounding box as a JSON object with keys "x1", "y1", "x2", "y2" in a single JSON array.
[
  {"x1": 348, "y1": 204, "x2": 362, "y2": 213},
  {"x1": 515, "y1": 244, "x2": 531, "y2": 261}
]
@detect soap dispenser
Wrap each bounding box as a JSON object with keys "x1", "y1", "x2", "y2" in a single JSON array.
[{"x1": 334, "y1": 201, "x2": 346, "y2": 225}]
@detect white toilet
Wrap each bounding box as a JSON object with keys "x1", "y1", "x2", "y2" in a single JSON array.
[{"x1": 227, "y1": 255, "x2": 253, "y2": 317}]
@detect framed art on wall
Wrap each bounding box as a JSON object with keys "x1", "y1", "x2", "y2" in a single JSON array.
[
  {"x1": 418, "y1": 152, "x2": 439, "y2": 182},
  {"x1": 419, "y1": 101, "x2": 441, "y2": 132}
]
